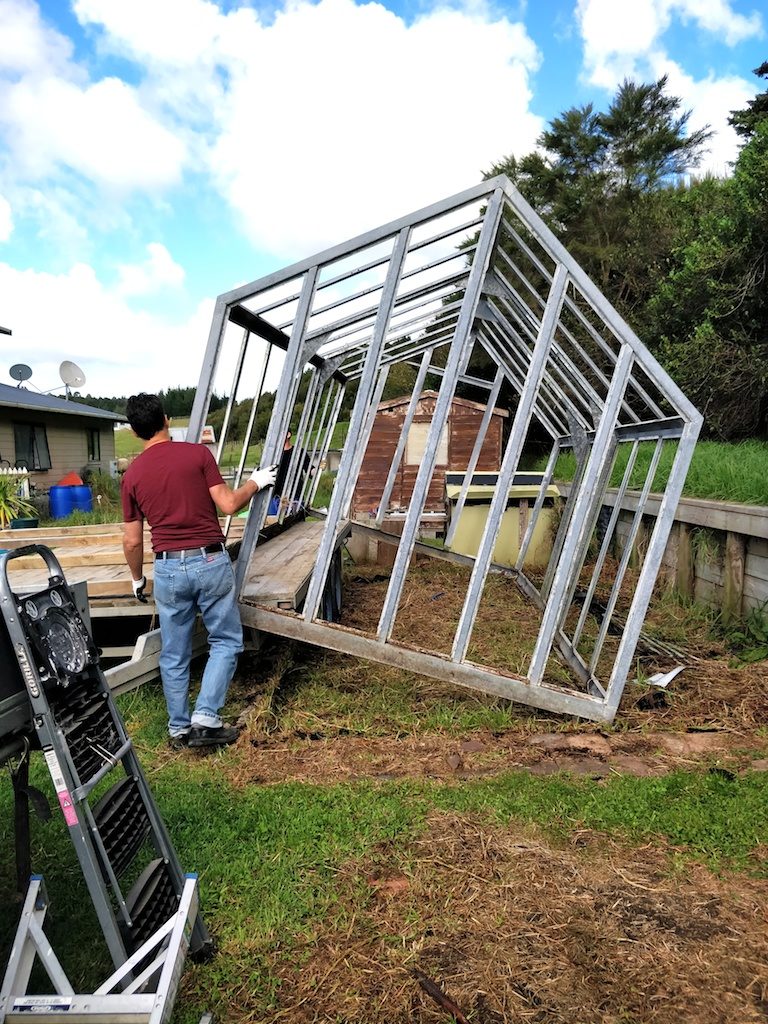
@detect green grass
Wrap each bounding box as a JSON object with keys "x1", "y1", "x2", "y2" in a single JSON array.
[
  {"x1": 536, "y1": 439, "x2": 768, "y2": 506},
  {"x1": 3, "y1": 681, "x2": 767, "y2": 1021}
]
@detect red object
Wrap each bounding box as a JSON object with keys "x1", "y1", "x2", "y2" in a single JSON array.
[
  {"x1": 56, "y1": 471, "x2": 84, "y2": 487},
  {"x1": 121, "y1": 441, "x2": 226, "y2": 552}
]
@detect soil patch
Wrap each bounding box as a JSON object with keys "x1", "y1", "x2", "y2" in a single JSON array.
[
  {"x1": 228, "y1": 725, "x2": 768, "y2": 787},
  {"x1": 225, "y1": 813, "x2": 768, "y2": 1023}
]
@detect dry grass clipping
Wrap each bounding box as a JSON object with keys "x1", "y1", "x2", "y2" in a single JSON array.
[{"x1": 245, "y1": 812, "x2": 768, "y2": 1024}]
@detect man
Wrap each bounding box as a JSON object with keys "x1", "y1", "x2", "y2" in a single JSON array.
[
  {"x1": 273, "y1": 430, "x2": 312, "y2": 514},
  {"x1": 121, "y1": 393, "x2": 277, "y2": 748}
]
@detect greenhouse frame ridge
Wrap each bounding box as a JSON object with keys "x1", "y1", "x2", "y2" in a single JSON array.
[{"x1": 189, "y1": 176, "x2": 702, "y2": 723}]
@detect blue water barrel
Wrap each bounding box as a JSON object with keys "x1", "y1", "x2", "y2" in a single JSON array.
[{"x1": 49, "y1": 485, "x2": 93, "y2": 518}]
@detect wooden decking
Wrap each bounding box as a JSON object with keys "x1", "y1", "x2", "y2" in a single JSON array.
[
  {"x1": 0, "y1": 520, "x2": 246, "y2": 609},
  {"x1": 241, "y1": 520, "x2": 350, "y2": 610}
]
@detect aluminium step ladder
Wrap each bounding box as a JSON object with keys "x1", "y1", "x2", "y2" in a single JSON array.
[{"x1": 0, "y1": 544, "x2": 212, "y2": 1021}]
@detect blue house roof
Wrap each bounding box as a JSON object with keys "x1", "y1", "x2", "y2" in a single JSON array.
[{"x1": 0, "y1": 383, "x2": 125, "y2": 422}]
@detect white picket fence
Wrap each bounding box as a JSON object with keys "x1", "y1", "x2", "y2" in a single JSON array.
[{"x1": 0, "y1": 466, "x2": 30, "y2": 497}]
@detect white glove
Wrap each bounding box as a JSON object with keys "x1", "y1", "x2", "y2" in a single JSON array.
[
  {"x1": 132, "y1": 575, "x2": 148, "y2": 603},
  {"x1": 250, "y1": 464, "x2": 278, "y2": 491}
]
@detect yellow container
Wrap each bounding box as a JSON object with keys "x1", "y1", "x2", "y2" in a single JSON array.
[{"x1": 445, "y1": 480, "x2": 560, "y2": 568}]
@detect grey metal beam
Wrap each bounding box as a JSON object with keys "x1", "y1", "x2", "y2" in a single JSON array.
[
  {"x1": 278, "y1": 368, "x2": 320, "y2": 522},
  {"x1": 303, "y1": 227, "x2": 412, "y2": 620},
  {"x1": 528, "y1": 343, "x2": 634, "y2": 686},
  {"x1": 215, "y1": 327, "x2": 249, "y2": 463},
  {"x1": 218, "y1": 177, "x2": 504, "y2": 307},
  {"x1": 375, "y1": 348, "x2": 435, "y2": 525},
  {"x1": 479, "y1": 321, "x2": 569, "y2": 437},
  {"x1": 571, "y1": 439, "x2": 640, "y2": 650},
  {"x1": 188, "y1": 297, "x2": 228, "y2": 440},
  {"x1": 502, "y1": 185, "x2": 700, "y2": 424},
  {"x1": 515, "y1": 438, "x2": 561, "y2": 570},
  {"x1": 278, "y1": 244, "x2": 476, "y2": 332},
  {"x1": 444, "y1": 367, "x2": 504, "y2": 547},
  {"x1": 223, "y1": 341, "x2": 272, "y2": 538},
  {"x1": 241, "y1": 604, "x2": 612, "y2": 722},
  {"x1": 588, "y1": 438, "x2": 664, "y2": 674},
  {"x1": 376, "y1": 187, "x2": 505, "y2": 643},
  {"x1": 603, "y1": 421, "x2": 700, "y2": 715},
  {"x1": 298, "y1": 379, "x2": 335, "y2": 508},
  {"x1": 501, "y1": 216, "x2": 665, "y2": 421},
  {"x1": 343, "y1": 363, "x2": 391, "y2": 520},
  {"x1": 235, "y1": 266, "x2": 319, "y2": 595},
  {"x1": 308, "y1": 382, "x2": 345, "y2": 508},
  {"x1": 451, "y1": 263, "x2": 569, "y2": 664}
]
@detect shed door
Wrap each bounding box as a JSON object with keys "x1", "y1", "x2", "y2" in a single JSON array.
[{"x1": 406, "y1": 422, "x2": 448, "y2": 466}]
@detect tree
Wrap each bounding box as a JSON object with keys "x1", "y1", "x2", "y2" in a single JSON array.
[
  {"x1": 728, "y1": 61, "x2": 768, "y2": 139},
  {"x1": 647, "y1": 121, "x2": 768, "y2": 438},
  {"x1": 486, "y1": 77, "x2": 712, "y2": 310}
]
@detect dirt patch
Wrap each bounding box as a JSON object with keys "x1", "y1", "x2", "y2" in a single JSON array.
[
  {"x1": 244, "y1": 813, "x2": 768, "y2": 1023},
  {"x1": 226, "y1": 726, "x2": 768, "y2": 787}
]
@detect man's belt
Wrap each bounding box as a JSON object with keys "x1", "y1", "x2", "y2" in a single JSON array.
[{"x1": 156, "y1": 543, "x2": 225, "y2": 560}]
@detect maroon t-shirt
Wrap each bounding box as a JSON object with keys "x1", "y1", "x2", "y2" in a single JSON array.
[{"x1": 121, "y1": 441, "x2": 226, "y2": 553}]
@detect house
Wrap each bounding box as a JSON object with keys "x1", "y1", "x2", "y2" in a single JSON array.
[
  {"x1": 0, "y1": 384, "x2": 124, "y2": 487},
  {"x1": 351, "y1": 390, "x2": 508, "y2": 516}
]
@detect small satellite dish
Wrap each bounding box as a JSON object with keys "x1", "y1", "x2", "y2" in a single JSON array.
[
  {"x1": 10, "y1": 363, "x2": 33, "y2": 384},
  {"x1": 60, "y1": 360, "x2": 87, "y2": 389}
]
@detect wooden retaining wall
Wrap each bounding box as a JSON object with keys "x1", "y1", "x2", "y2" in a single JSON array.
[{"x1": 560, "y1": 486, "x2": 768, "y2": 622}]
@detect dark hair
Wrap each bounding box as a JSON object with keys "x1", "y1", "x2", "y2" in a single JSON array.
[{"x1": 126, "y1": 393, "x2": 166, "y2": 440}]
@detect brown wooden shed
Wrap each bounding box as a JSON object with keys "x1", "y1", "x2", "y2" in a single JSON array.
[{"x1": 352, "y1": 391, "x2": 508, "y2": 515}]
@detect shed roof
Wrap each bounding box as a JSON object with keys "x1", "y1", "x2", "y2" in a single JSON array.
[
  {"x1": 377, "y1": 389, "x2": 509, "y2": 417},
  {"x1": 0, "y1": 383, "x2": 124, "y2": 422}
]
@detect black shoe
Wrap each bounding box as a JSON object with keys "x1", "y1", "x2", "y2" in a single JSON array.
[
  {"x1": 188, "y1": 724, "x2": 240, "y2": 747},
  {"x1": 168, "y1": 733, "x2": 190, "y2": 751}
]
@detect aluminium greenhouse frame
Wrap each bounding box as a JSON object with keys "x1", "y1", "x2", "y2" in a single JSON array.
[{"x1": 188, "y1": 176, "x2": 701, "y2": 723}]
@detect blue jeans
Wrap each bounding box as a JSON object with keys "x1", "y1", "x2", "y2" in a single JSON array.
[{"x1": 152, "y1": 549, "x2": 244, "y2": 737}]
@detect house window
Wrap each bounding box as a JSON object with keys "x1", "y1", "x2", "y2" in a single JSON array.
[
  {"x1": 406, "y1": 422, "x2": 449, "y2": 465},
  {"x1": 87, "y1": 428, "x2": 101, "y2": 462},
  {"x1": 13, "y1": 423, "x2": 52, "y2": 471}
]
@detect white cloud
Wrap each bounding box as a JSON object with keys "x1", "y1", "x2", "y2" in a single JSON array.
[
  {"x1": 577, "y1": 0, "x2": 763, "y2": 86},
  {"x1": 0, "y1": 194, "x2": 12, "y2": 241},
  {"x1": 1, "y1": 75, "x2": 186, "y2": 189},
  {"x1": 116, "y1": 243, "x2": 186, "y2": 297},
  {"x1": 212, "y1": 0, "x2": 541, "y2": 256},
  {"x1": 649, "y1": 56, "x2": 756, "y2": 173},
  {"x1": 0, "y1": 0, "x2": 73, "y2": 78},
  {"x1": 0, "y1": 0, "x2": 187, "y2": 192},
  {"x1": 674, "y1": 0, "x2": 762, "y2": 45},
  {"x1": 575, "y1": 0, "x2": 764, "y2": 174},
  {"x1": 74, "y1": 0, "x2": 241, "y2": 67},
  {"x1": 75, "y1": 0, "x2": 543, "y2": 258},
  {"x1": 0, "y1": 261, "x2": 211, "y2": 396}
]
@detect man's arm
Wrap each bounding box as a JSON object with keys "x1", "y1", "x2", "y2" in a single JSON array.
[
  {"x1": 122, "y1": 519, "x2": 144, "y2": 578},
  {"x1": 122, "y1": 520, "x2": 148, "y2": 602},
  {"x1": 209, "y1": 466, "x2": 277, "y2": 516}
]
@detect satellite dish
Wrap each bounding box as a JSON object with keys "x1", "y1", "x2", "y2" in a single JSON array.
[
  {"x1": 10, "y1": 363, "x2": 33, "y2": 384},
  {"x1": 60, "y1": 360, "x2": 87, "y2": 389}
]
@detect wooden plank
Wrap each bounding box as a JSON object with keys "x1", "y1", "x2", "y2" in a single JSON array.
[
  {"x1": 745, "y1": 550, "x2": 768, "y2": 582},
  {"x1": 7, "y1": 550, "x2": 155, "y2": 570},
  {"x1": 676, "y1": 523, "x2": 695, "y2": 600},
  {"x1": 744, "y1": 591, "x2": 768, "y2": 613},
  {"x1": 750, "y1": 537, "x2": 768, "y2": 560},
  {"x1": 695, "y1": 578, "x2": 723, "y2": 605},
  {"x1": 560, "y1": 485, "x2": 768, "y2": 540},
  {"x1": 723, "y1": 532, "x2": 746, "y2": 624},
  {"x1": 106, "y1": 623, "x2": 208, "y2": 696},
  {"x1": 693, "y1": 559, "x2": 724, "y2": 587},
  {"x1": 743, "y1": 574, "x2": 768, "y2": 602},
  {"x1": 241, "y1": 521, "x2": 350, "y2": 608}
]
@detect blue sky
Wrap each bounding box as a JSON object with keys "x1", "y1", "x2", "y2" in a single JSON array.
[{"x1": 0, "y1": 0, "x2": 764, "y2": 397}]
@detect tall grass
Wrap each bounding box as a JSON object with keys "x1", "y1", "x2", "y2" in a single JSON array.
[{"x1": 536, "y1": 439, "x2": 768, "y2": 506}]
